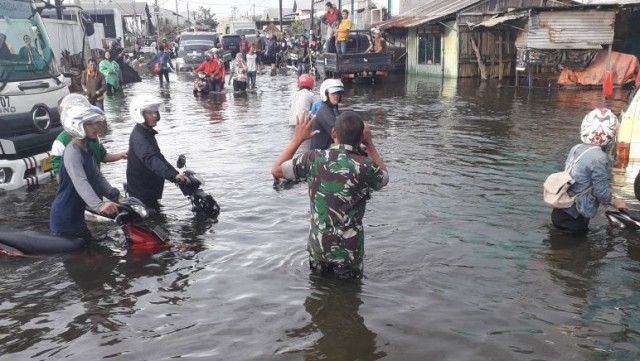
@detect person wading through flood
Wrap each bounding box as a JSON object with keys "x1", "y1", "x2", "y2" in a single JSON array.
[
  {"x1": 99, "y1": 50, "x2": 120, "y2": 95},
  {"x1": 310, "y1": 78, "x2": 344, "y2": 150},
  {"x1": 81, "y1": 58, "x2": 107, "y2": 110},
  {"x1": 125, "y1": 95, "x2": 189, "y2": 210},
  {"x1": 50, "y1": 105, "x2": 120, "y2": 241},
  {"x1": 551, "y1": 108, "x2": 627, "y2": 234},
  {"x1": 228, "y1": 53, "x2": 248, "y2": 92},
  {"x1": 272, "y1": 111, "x2": 389, "y2": 279}
]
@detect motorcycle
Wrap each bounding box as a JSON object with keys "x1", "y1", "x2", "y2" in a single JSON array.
[
  {"x1": 605, "y1": 208, "x2": 640, "y2": 229},
  {"x1": 0, "y1": 197, "x2": 168, "y2": 256},
  {"x1": 176, "y1": 154, "x2": 221, "y2": 219}
]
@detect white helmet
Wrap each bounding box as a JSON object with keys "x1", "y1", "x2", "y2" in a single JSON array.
[
  {"x1": 319, "y1": 78, "x2": 344, "y2": 102},
  {"x1": 129, "y1": 94, "x2": 164, "y2": 124},
  {"x1": 62, "y1": 105, "x2": 106, "y2": 139},
  {"x1": 59, "y1": 93, "x2": 90, "y2": 112},
  {"x1": 580, "y1": 108, "x2": 619, "y2": 146}
]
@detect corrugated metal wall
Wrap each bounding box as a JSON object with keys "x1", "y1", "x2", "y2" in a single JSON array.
[{"x1": 516, "y1": 10, "x2": 616, "y2": 49}]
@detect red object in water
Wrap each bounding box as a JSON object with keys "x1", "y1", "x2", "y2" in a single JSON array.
[{"x1": 603, "y1": 70, "x2": 614, "y2": 97}]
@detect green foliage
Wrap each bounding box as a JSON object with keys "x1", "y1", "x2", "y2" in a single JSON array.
[
  {"x1": 191, "y1": 6, "x2": 219, "y2": 31},
  {"x1": 287, "y1": 20, "x2": 304, "y2": 36}
]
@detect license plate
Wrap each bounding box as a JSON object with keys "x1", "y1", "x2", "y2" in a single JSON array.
[
  {"x1": 40, "y1": 156, "x2": 52, "y2": 172},
  {"x1": 0, "y1": 95, "x2": 10, "y2": 108}
]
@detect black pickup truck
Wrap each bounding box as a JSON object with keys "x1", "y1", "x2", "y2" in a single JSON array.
[{"x1": 315, "y1": 31, "x2": 394, "y2": 82}]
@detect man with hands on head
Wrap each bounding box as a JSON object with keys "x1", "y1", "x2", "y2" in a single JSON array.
[{"x1": 272, "y1": 111, "x2": 388, "y2": 279}]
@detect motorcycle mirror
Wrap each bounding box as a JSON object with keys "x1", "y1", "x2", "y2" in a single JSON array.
[{"x1": 177, "y1": 154, "x2": 186, "y2": 169}]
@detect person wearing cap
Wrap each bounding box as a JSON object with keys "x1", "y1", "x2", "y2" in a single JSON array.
[
  {"x1": 126, "y1": 95, "x2": 189, "y2": 210},
  {"x1": 365, "y1": 29, "x2": 387, "y2": 53},
  {"x1": 210, "y1": 50, "x2": 226, "y2": 92},
  {"x1": 334, "y1": 10, "x2": 351, "y2": 55},
  {"x1": 310, "y1": 78, "x2": 344, "y2": 150},
  {"x1": 271, "y1": 110, "x2": 389, "y2": 279},
  {"x1": 50, "y1": 105, "x2": 120, "y2": 241}
]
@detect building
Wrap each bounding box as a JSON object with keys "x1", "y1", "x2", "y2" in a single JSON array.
[{"x1": 374, "y1": 0, "x2": 573, "y2": 78}]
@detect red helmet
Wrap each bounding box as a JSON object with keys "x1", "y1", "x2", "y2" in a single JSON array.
[{"x1": 298, "y1": 74, "x2": 314, "y2": 89}]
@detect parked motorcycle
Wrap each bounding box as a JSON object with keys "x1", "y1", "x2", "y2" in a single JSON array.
[
  {"x1": 0, "y1": 197, "x2": 168, "y2": 256},
  {"x1": 176, "y1": 154, "x2": 221, "y2": 219}
]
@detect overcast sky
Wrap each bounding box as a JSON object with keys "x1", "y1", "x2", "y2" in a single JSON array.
[{"x1": 158, "y1": 0, "x2": 388, "y2": 18}]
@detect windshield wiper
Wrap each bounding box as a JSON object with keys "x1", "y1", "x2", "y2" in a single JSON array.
[{"x1": 0, "y1": 65, "x2": 17, "y2": 92}]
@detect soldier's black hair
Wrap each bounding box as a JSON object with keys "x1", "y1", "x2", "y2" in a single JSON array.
[{"x1": 335, "y1": 110, "x2": 364, "y2": 147}]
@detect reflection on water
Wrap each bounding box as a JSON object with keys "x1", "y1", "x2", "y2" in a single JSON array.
[
  {"x1": 0, "y1": 73, "x2": 639, "y2": 359},
  {"x1": 286, "y1": 275, "x2": 386, "y2": 360}
]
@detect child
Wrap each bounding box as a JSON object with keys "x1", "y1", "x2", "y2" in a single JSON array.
[
  {"x1": 288, "y1": 74, "x2": 315, "y2": 126},
  {"x1": 193, "y1": 72, "x2": 209, "y2": 96}
]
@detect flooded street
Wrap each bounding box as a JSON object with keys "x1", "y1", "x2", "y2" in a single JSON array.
[{"x1": 1, "y1": 72, "x2": 639, "y2": 360}]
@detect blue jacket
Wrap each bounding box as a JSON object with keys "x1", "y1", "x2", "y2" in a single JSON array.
[{"x1": 563, "y1": 143, "x2": 613, "y2": 219}]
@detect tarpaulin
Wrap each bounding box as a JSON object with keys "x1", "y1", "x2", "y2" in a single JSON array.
[{"x1": 558, "y1": 50, "x2": 639, "y2": 86}]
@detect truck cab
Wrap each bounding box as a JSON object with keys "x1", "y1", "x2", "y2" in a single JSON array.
[{"x1": 0, "y1": 0, "x2": 70, "y2": 191}]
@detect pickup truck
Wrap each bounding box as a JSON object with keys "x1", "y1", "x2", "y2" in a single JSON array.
[{"x1": 315, "y1": 31, "x2": 394, "y2": 83}]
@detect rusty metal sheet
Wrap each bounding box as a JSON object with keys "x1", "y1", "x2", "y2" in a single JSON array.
[
  {"x1": 375, "y1": 0, "x2": 481, "y2": 30},
  {"x1": 517, "y1": 10, "x2": 615, "y2": 49}
]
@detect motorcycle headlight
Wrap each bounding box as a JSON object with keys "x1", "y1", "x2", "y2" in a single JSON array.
[{"x1": 130, "y1": 204, "x2": 149, "y2": 218}]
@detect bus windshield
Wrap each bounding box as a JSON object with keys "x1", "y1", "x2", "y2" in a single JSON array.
[{"x1": 0, "y1": 0, "x2": 61, "y2": 82}]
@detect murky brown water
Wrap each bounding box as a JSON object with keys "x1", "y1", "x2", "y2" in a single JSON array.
[{"x1": 0, "y1": 72, "x2": 639, "y2": 360}]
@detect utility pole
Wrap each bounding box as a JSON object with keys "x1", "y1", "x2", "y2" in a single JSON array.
[
  {"x1": 279, "y1": 0, "x2": 283, "y2": 32},
  {"x1": 175, "y1": 0, "x2": 179, "y2": 33},
  {"x1": 154, "y1": 0, "x2": 161, "y2": 41},
  {"x1": 187, "y1": 2, "x2": 190, "y2": 25}
]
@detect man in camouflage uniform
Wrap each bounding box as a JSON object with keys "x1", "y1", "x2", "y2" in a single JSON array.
[{"x1": 272, "y1": 111, "x2": 388, "y2": 278}]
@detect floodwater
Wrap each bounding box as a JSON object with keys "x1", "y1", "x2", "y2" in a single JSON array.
[{"x1": 1, "y1": 72, "x2": 639, "y2": 360}]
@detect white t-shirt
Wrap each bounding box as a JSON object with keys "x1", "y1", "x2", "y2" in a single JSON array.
[
  {"x1": 289, "y1": 88, "x2": 315, "y2": 125},
  {"x1": 246, "y1": 53, "x2": 257, "y2": 72}
]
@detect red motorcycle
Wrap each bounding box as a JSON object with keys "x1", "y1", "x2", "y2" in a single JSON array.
[{"x1": 0, "y1": 197, "x2": 170, "y2": 256}]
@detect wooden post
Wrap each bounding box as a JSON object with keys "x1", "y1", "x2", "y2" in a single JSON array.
[
  {"x1": 498, "y1": 32, "x2": 503, "y2": 81},
  {"x1": 471, "y1": 37, "x2": 487, "y2": 80}
]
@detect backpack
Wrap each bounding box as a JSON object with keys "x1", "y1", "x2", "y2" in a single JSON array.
[{"x1": 543, "y1": 146, "x2": 598, "y2": 208}]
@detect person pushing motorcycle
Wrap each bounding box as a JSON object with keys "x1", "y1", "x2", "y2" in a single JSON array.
[
  {"x1": 49, "y1": 105, "x2": 120, "y2": 241},
  {"x1": 126, "y1": 95, "x2": 189, "y2": 210}
]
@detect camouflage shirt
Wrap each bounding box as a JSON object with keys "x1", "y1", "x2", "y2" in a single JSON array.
[{"x1": 281, "y1": 144, "x2": 389, "y2": 272}]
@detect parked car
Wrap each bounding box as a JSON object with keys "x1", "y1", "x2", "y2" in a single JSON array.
[
  {"x1": 221, "y1": 34, "x2": 241, "y2": 58},
  {"x1": 175, "y1": 32, "x2": 220, "y2": 72}
]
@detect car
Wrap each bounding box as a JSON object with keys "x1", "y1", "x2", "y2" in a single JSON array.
[
  {"x1": 220, "y1": 34, "x2": 241, "y2": 58},
  {"x1": 175, "y1": 32, "x2": 220, "y2": 72}
]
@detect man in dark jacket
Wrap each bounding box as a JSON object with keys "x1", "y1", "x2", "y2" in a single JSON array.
[{"x1": 126, "y1": 95, "x2": 188, "y2": 209}]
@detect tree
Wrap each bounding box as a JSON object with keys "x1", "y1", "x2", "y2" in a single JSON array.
[
  {"x1": 191, "y1": 6, "x2": 219, "y2": 32},
  {"x1": 286, "y1": 20, "x2": 304, "y2": 36},
  {"x1": 293, "y1": 0, "x2": 297, "y2": 13}
]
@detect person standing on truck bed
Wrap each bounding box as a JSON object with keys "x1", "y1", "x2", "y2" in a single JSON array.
[
  {"x1": 365, "y1": 29, "x2": 387, "y2": 53},
  {"x1": 81, "y1": 58, "x2": 107, "y2": 110},
  {"x1": 334, "y1": 10, "x2": 352, "y2": 55},
  {"x1": 322, "y1": 2, "x2": 340, "y2": 53},
  {"x1": 99, "y1": 51, "x2": 120, "y2": 95}
]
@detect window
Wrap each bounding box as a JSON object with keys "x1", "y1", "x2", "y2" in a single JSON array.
[{"x1": 417, "y1": 25, "x2": 441, "y2": 65}]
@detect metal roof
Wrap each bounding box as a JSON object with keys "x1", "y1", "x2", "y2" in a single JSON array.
[
  {"x1": 516, "y1": 9, "x2": 615, "y2": 49},
  {"x1": 376, "y1": 0, "x2": 481, "y2": 30},
  {"x1": 469, "y1": 12, "x2": 529, "y2": 29}
]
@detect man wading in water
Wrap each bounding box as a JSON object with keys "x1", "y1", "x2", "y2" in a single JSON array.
[{"x1": 272, "y1": 111, "x2": 388, "y2": 278}]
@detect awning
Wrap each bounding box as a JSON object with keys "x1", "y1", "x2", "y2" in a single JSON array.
[{"x1": 469, "y1": 13, "x2": 528, "y2": 29}]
